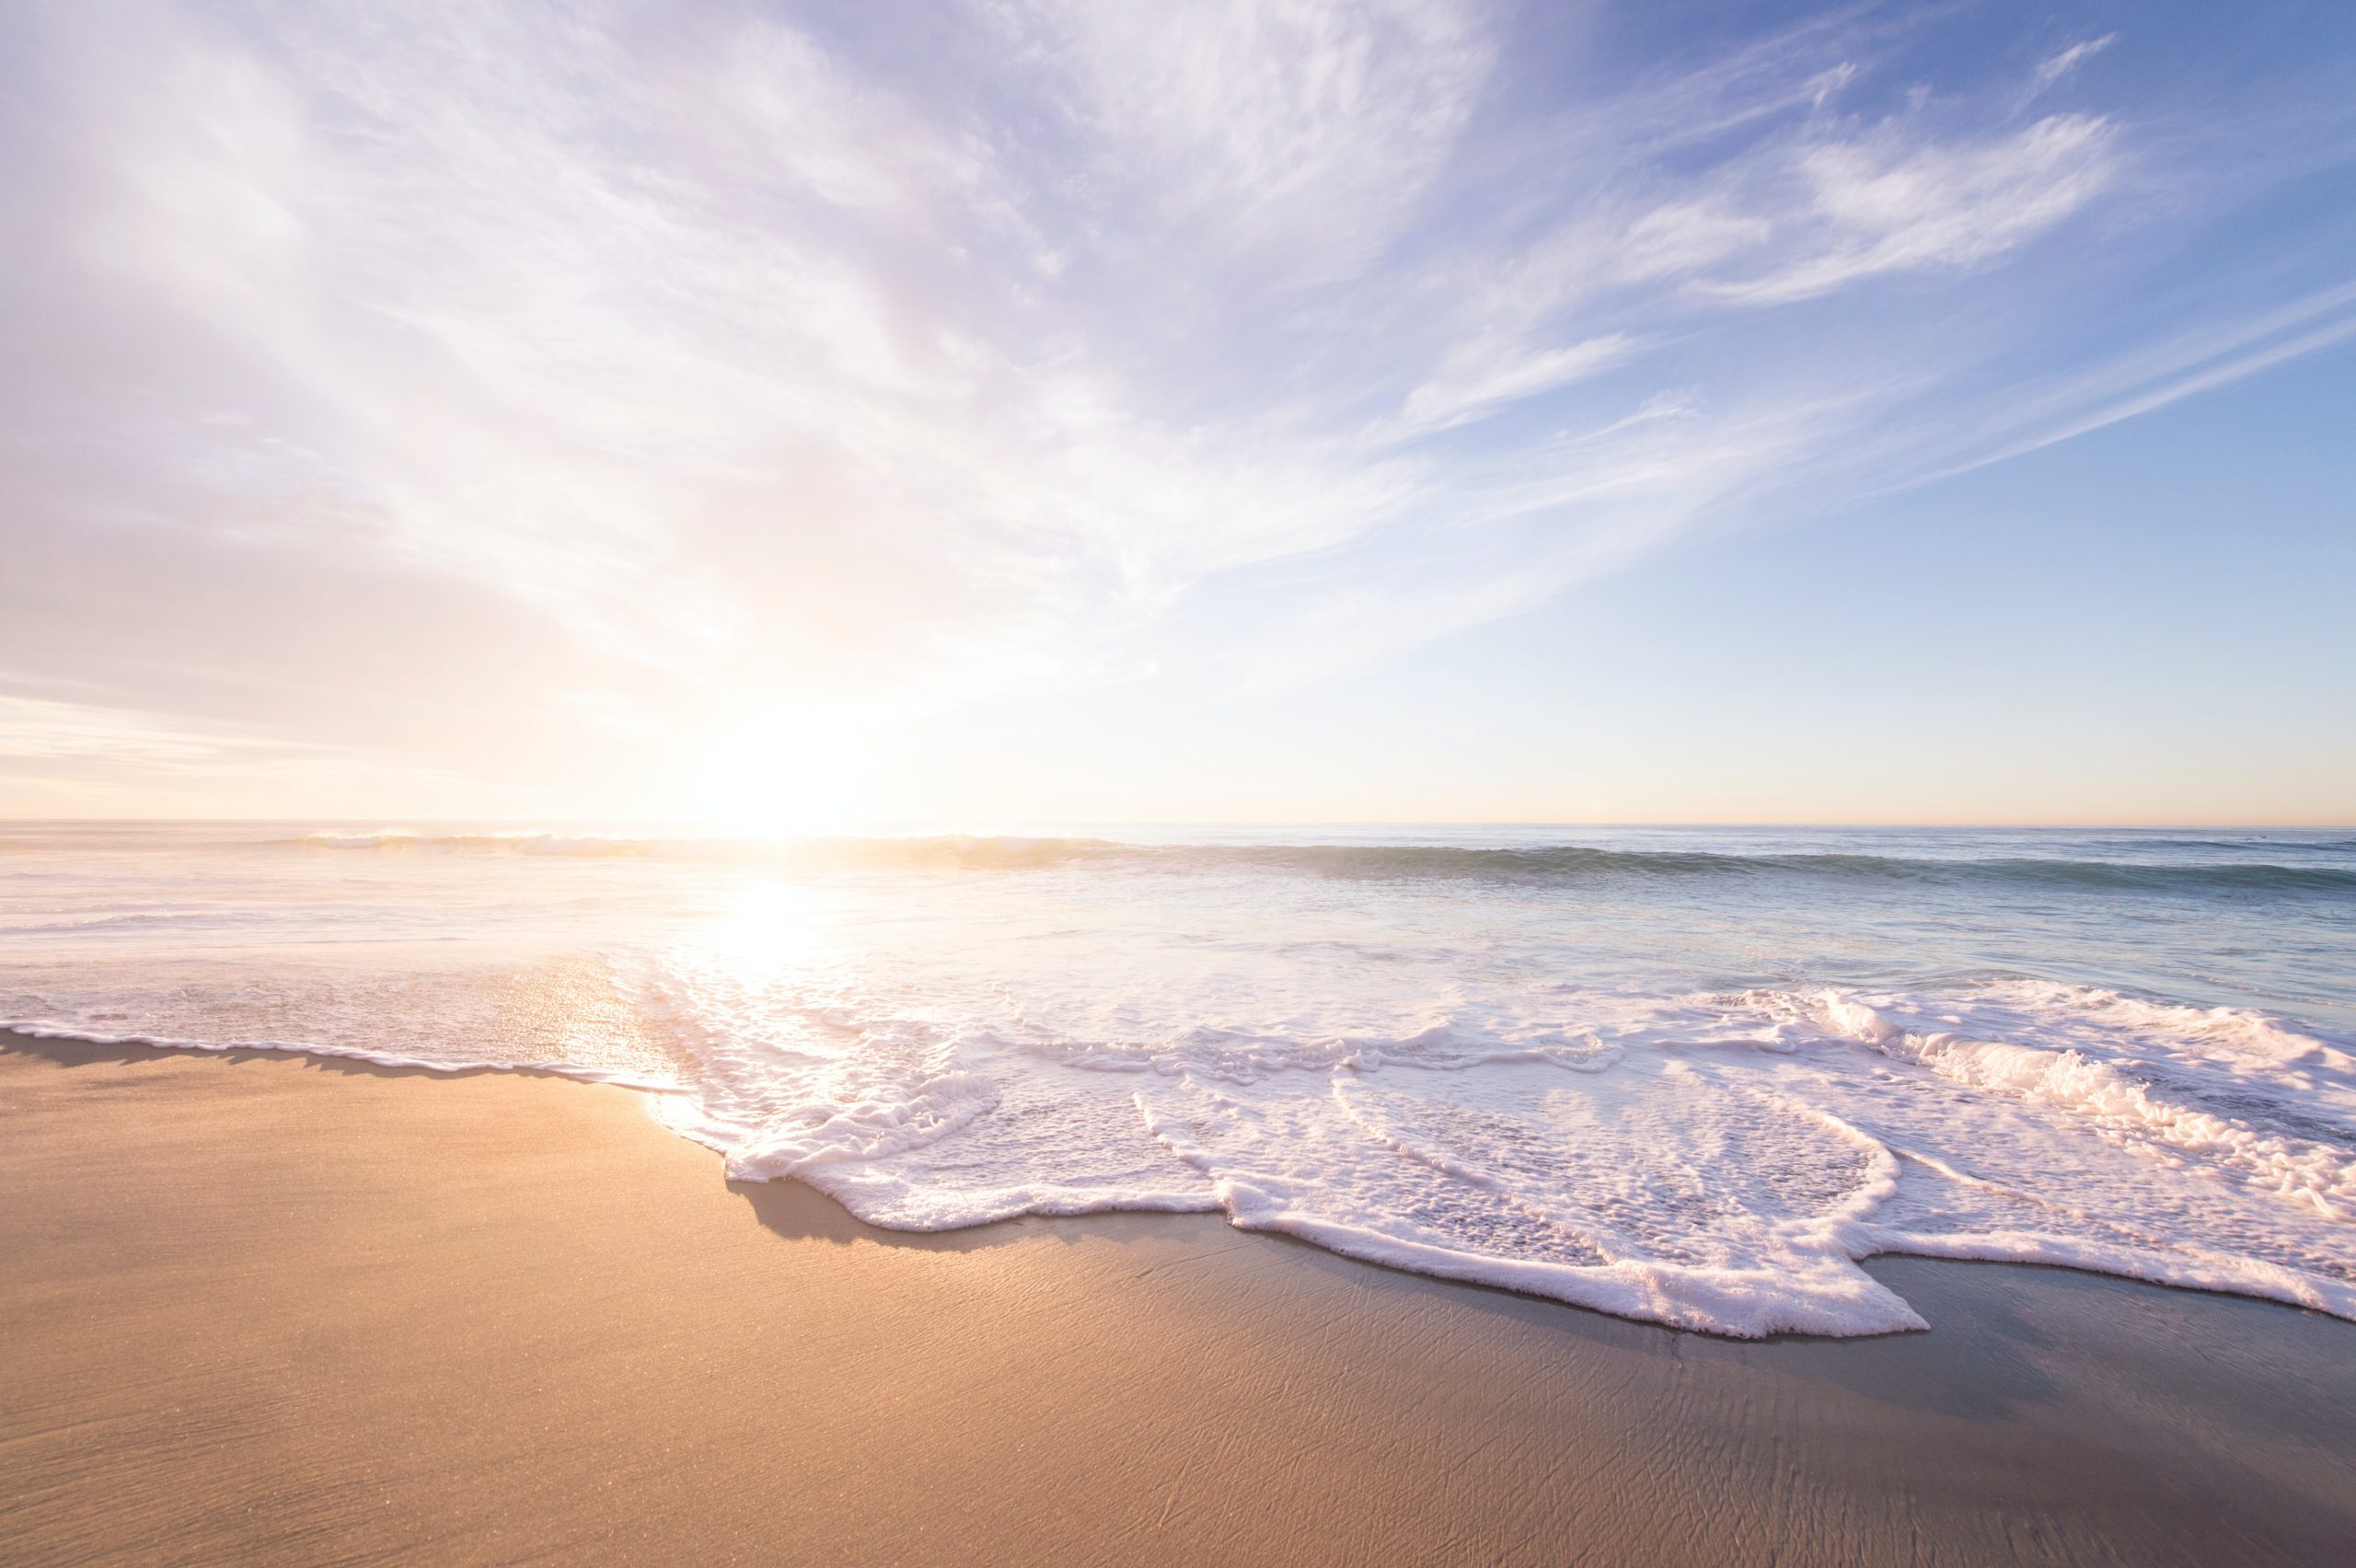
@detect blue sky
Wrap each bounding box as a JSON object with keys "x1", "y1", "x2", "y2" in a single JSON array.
[{"x1": 1, "y1": 0, "x2": 2350, "y2": 823}]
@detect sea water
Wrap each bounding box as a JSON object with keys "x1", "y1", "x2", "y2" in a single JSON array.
[{"x1": 5, "y1": 822, "x2": 2351, "y2": 1337}]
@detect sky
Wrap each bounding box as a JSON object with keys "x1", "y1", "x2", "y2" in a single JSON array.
[{"x1": 2, "y1": 0, "x2": 2352, "y2": 826}]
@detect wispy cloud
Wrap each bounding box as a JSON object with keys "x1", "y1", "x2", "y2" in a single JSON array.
[
  {"x1": 1386, "y1": 333, "x2": 1643, "y2": 441},
  {"x1": 1705, "y1": 113, "x2": 2119, "y2": 303},
  {"x1": 2035, "y1": 33, "x2": 2119, "y2": 93},
  {"x1": 1005, "y1": 0, "x2": 1496, "y2": 284},
  {"x1": 1, "y1": 1, "x2": 2348, "y2": 813},
  {"x1": 1895, "y1": 279, "x2": 2356, "y2": 485},
  {"x1": 0, "y1": 693, "x2": 242, "y2": 767},
  {"x1": 0, "y1": 687, "x2": 493, "y2": 817}
]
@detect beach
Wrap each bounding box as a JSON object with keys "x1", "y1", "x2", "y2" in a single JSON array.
[
  {"x1": 10, "y1": 0, "x2": 2353, "y2": 1560},
  {"x1": 5, "y1": 1030, "x2": 2352, "y2": 1566}
]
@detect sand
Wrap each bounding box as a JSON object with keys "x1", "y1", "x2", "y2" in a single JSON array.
[{"x1": 4, "y1": 1030, "x2": 2353, "y2": 1566}]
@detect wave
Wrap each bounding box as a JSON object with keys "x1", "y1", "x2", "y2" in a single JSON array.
[
  {"x1": 283, "y1": 831, "x2": 2356, "y2": 893},
  {"x1": 618, "y1": 973, "x2": 2356, "y2": 1335},
  {"x1": 1816, "y1": 991, "x2": 2356, "y2": 1216},
  {"x1": 12, "y1": 970, "x2": 2356, "y2": 1338},
  {"x1": 0, "y1": 1018, "x2": 677, "y2": 1091},
  {"x1": 4, "y1": 910, "x2": 205, "y2": 933},
  {"x1": 294, "y1": 831, "x2": 664, "y2": 857},
  {"x1": 287, "y1": 830, "x2": 1139, "y2": 870},
  {"x1": 1182, "y1": 845, "x2": 2356, "y2": 891}
]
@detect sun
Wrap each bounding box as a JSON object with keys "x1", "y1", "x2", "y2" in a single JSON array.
[{"x1": 689, "y1": 714, "x2": 865, "y2": 836}]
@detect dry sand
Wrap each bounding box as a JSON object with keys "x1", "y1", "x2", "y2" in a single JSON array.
[{"x1": 5, "y1": 1029, "x2": 2354, "y2": 1567}]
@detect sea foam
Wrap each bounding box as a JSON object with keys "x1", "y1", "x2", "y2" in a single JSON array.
[{"x1": 6, "y1": 822, "x2": 2352, "y2": 1337}]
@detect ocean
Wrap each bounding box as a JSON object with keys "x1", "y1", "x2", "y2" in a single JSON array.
[{"x1": 6, "y1": 821, "x2": 2351, "y2": 1338}]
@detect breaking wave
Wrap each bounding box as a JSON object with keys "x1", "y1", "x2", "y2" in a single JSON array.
[
  {"x1": 12, "y1": 820, "x2": 2354, "y2": 1338},
  {"x1": 283, "y1": 831, "x2": 2356, "y2": 894}
]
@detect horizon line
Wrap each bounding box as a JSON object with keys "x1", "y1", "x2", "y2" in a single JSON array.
[{"x1": 6, "y1": 817, "x2": 2351, "y2": 833}]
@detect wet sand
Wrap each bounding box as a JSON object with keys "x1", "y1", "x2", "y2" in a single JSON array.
[{"x1": 5, "y1": 1029, "x2": 2353, "y2": 1566}]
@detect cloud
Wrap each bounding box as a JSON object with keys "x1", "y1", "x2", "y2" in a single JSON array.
[
  {"x1": 0, "y1": 692, "x2": 243, "y2": 767},
  {"x1": 1705, "y1": 114, "x2": 2119, "y2": 303},
  {"x1": 0, "y1": 688, "x2": 510, "y2": 816},
  {"x1": 2035, "y1": 33, "x2": 2119, "y2": 92},
  {"x1": 1006, "y1": 0, "x2": 1495, "y2": 284},
  {"x1": 1389, "y1": 334, "x2": 1642, "y2": 440},
  {"x1": 1, "y1": 1, "x2": 2347, "y2": 813},
  {"x1": 1895, "y1": 278, "x2": 2356, "y2": 484}
]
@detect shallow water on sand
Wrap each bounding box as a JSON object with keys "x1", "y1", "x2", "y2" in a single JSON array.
[{"x1": 6, "y1": 821, "x2": 2352, "y2": 1336}]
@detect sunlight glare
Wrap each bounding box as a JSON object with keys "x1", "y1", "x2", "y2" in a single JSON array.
[{"x1": 691, "y1": 712, "x2": 865, "y2": 836}]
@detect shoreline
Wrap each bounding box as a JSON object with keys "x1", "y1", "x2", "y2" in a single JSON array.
[{"x1": 6, "y1": 1029, "x2": 2354, "y2": 1564}]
